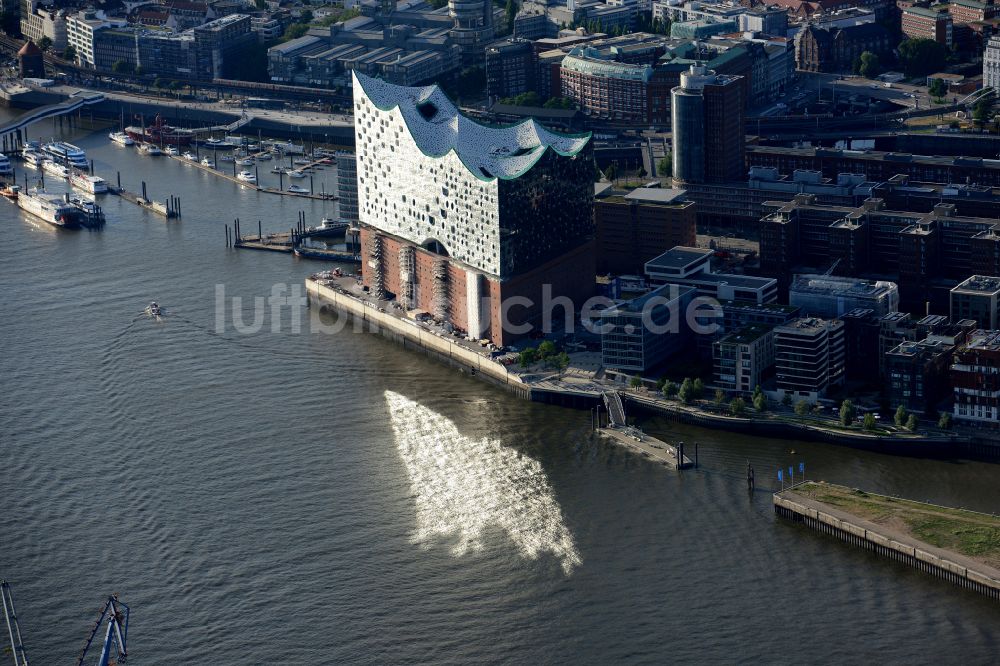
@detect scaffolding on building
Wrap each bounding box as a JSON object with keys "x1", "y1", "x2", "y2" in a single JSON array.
[
  {"x1": 433, "y1": 258, "x2": 449, "y2": 321},
  {"x1": 368, "y1": 232, "x2": 385, "y2": 300},
  {"x1": 398, "y1": 246, "x2": 414, "y2": 310}
]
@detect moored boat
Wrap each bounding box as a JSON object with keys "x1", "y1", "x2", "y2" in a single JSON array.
[
  {"x1": 42, "y1": 142, "x2": 88, "y2": 170},
  {"x1": 22, "y1": 151, "x2": 45, "y2": 169},
  {"x1": 138, "y1": 143, "x2": 164, "y2": 156},
  {"x1": 287, "y1": 184, "x2": 310, "y2": 194},
  {"x1": 16, "y1": 188, "x2": 85, "y2": 228},
  {"x1": 42, "y1": 159, "x2": 69, "y2": 179},
  {"x1": 236, "y1": 170, "x2": 257, "y2": 184},
  {"x1": 109, "y1": 131, "x2": 134, "y2": 146},
  {"x1": 125, "y1": 114, "x2": 194, "y2": 146},
  {"x1": 287, "y1": 169, "x2": 306, "y2": 179},
  {"x1": 0, "y1": 152, "x2": 12, "y2": 175},
  {"x1": 69, "y1": 171, "x2": 108, "y2": 195}
]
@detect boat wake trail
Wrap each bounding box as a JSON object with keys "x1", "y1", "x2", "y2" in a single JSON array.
[{"x1": 385, "y1": 390, "x2": 582, "y2": 575}]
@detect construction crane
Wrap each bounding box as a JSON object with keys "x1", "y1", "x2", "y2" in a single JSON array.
[
  {"x1": 76, "y1": 596, "x2": 129, "y2": 666},
  {"x1": 1, "y1": 580, "x2": 29, "y2": 666}
]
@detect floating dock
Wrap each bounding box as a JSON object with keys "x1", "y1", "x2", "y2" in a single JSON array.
[
  {"x1": 774, "y1": 482, "x2": 1000, "y2": 601},
  {"x1": 600, "y1": 427, "x2": 693, "y2": 469}
]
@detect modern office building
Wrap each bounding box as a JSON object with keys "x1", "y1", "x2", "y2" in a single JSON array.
[
  {"x1": 352, "y1": 72, "x2": 596, "y2": 345},
  {"x1": 901, "y1": 7, "x2": 953, "y2": 46},
  {"x1": 449, "y1": 0, "x2": 494, "y2": 61},
  {"x1": 841, "y1": 308, "x2": 881, "y2": 383},
  {"x1": 773, "y1": 317, "x2": 846, "y2": 401},
  {"x1": 885, "y1": 338, "x2": 955, "y2": 414},
  {"x1": 66, "y1": 11, "x2": 126, "y2": 69},
  {"x1": 20, "y1": 0, "x2": 68, "y2": 52},
  {"x1": 951, "y1": 329, "x2": 1000, "y2": 426},
  {"x1": 747, "y1": 145, "x2": 1000, "y2": 189},
  {"x1": 950, "y1": 275, "x2": 1000, "y2": 330},
  {"x1": 713, "y1": 324, "x2": 776, "y2": 394},
  {"x1": 671, "y1": 65, "x2": 745, "y2": 184},
  {"x1": 986, "y1": 35, "x2": 1000, "y2": 91},
  {"x1": 760, "y1": 195, "x2": 1000, "y2": 311},
  {"x1": 789, "y1": 274, "x2": 899, "y2": 318},
  {"x1": 594, "y1": 187, "x2": 697, "y2": 276},
  {"x1": 599, "y1": 284, "x2": 697, "y2": 372},
  {"x1": 645, "y1": 246, "x2": 778, "y2": 304},
  {"x1": 485, "y1": 39, "x2": 537, "y2": 105}
]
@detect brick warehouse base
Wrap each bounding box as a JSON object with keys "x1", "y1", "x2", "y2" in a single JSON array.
[{"x1": 360, "y1": 227, "x2": 596, "y2": 346}]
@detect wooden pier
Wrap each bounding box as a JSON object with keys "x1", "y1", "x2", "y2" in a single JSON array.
[
  {"x1": 227, "y1": 217, "x2": 359, "y2": 263},
  {"x1": 166, "y1": 153, "x2": 337, "y2": 200}
]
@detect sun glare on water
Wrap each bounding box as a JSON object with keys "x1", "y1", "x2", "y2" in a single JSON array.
[{"x1": 385, "y1": 391, "x2": 582, "y2": 575}]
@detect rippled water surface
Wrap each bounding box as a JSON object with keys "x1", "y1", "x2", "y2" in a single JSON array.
[{"x1": 1, "y1": 116, "x2": 998, "y2": 664}]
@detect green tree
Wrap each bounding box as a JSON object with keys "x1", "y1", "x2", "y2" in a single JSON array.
[
  {"x1": 730, "y1": 397, "x2": 747, "y2": 416},
  {"x1": 840, "y1": 399, "x2": 856, "y2": 427},
  {"x1": 795, "y1": 400, "x2": 809, "y2": 416},
  {"x1": 678, "y1": 378, "x2": 694, "y2": 404},
  {"x1": 604, "y1": 163, "x2": 618, "y2": 182},
  {"x1": 928, "y1": 78, "x2": 947, "y2": 100},
  {"x1": 858, "y1": 51, "x2": 880, "y2": 78},
  {"x1": 551, "y1": 351, "x2": 570, "y2": 376},
  {"x1": 656, "y1": 153, "x2": 672, "y2": 177},
  {"x1": 543, "y1": 96, "x2": 575, "y2": 109},
  {"x1": 662, "y1": 380, "x2": 678, "y2": 398},
  {"x1": 537, "y1": 340, "x2": 557, "y2": 359},
  {"x1": 781, "y1": 392, "x2": 792, "y2": 407},
  {"x1": 692, "y1": 378, "x2": 705, "y2": 399},
  {"x1": 62, "y1": 44, "x2": 77, "y2": 62},
  {"x1": 630, "y1": 374, "x2": 643, "y2": 390},
  {"x1": 938, "y1": 411, "x2": 952, "y2": 429},
  {"x1": 112, "y1": 59, "x2": 135, "y2": 75},
  {"x1": 895, "y1": 404, "x2": 908, "y2": 427},
  {"x1": 898, "y1": 38, "x2": 949, "y2": 77},
  {"x1": 38, "y1": 36, "x2": 52, "y2": 51},
  {"x1": 299, "y1": 9, "x2": 314, "y2": 23},
  {"x1": 863, "y1": 413, "x2": 877, "y2": 431},
  {"x1": 753, "y1": 392, "x2": 767, "y2": 413},
  {"x1": 505, "y1": 0, "x2": 518, "y2": 33},
  {"x1": 518, "y1": 347, "x2": 537, "y2": 368},
  {"x1": 972, "y1": 91, "x2": 995, "y2": 128},
  {"x1": 906, "y1": 414, "x2": 919, "y2": 431},
  {"x1": 282, "y1": 23, "x2": 310, "y2": 41},
  {"x1": 714, "y1": 388, "x2": 725, "y2": 406}
]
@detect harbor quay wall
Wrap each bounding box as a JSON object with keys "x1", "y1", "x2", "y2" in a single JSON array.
[
  {"x1": 623, "y1": 394, "x2": 978, "y2": 457},
  {"x1": 305, "y1": 280, "x2": 530, "y2": 400},
  {"x1": 774, "y1": 494, "x2": 1000, "y2": 601}
]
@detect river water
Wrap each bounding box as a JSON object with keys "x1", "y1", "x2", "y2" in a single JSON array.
[{"x1": 1, "y1": 115, "x2": 998, "y2": 664}]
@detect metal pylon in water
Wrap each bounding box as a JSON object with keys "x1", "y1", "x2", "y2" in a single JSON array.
[{"x1": 1, "y1": 580, "x2": 29, "y2": 666}]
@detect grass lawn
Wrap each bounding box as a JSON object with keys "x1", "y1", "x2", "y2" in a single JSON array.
[{"x1": 792, "y1": 482, "x2": 1000, "y2": 569}]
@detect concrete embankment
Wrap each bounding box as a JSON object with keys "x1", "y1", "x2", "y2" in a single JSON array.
[
  {"x1": 306, "y1": 279, "x2": 530, "y2": 399},
  {"x1": 774, "y1": 484, "x2": 1000, "y2": 601},
  {"x1": 623, "y1": 393, "x2": 975, "y2": 457}
]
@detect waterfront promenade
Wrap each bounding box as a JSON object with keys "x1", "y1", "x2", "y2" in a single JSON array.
[{"x1": 305, "y1": 275, "x2": 980, "y2": 455}]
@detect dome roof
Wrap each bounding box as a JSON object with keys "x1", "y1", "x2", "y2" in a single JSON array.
[{"x1": 18, "y1": 40, "x2": 43, "y2": 57}]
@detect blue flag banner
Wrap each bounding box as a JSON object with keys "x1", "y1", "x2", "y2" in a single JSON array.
[
  {"x1": 789, "y1": 466, "x2": 793, "y2": 479},
  {"x1": 799, "y1": 462, "x2": 805, "y2": 474},
  {"x1": 778, "y1": 470, "x2": 783, "y2": 482}
]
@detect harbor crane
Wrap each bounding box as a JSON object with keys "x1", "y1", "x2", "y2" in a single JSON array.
[
  {"x1": 76, "y1": 595, "x2": 129, "y2": 666},
  {"x1": 1, "y1": 580, "x2": 29, "y2": 666}
]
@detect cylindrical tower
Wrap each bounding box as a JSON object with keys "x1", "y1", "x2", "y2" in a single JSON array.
[
  {"x1": 671, "y1": 65, "x2": 713, "y2": 185},
  {"x1": 449, "y1": 0, "x2": 494, "y2": 62}
]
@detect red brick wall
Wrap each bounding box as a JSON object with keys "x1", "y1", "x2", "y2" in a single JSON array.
[{"x1": 362, "y1": 227, "x2": 596, "y2": 346}]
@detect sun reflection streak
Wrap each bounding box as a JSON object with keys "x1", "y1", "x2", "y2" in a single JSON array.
[{"x1": 385, "y1": 391, "x2": 582, "y2": 575}]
